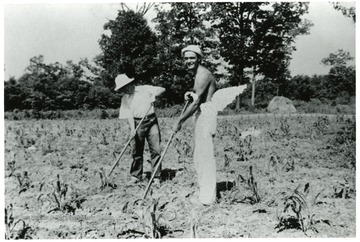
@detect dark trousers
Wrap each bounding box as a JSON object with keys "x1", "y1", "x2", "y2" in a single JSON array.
[{"x1": 130, "y1": 114, "x2": 161, "y2": 179}]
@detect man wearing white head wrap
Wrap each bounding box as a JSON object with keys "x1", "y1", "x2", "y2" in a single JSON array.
[
  {"x1": 174, "y1": 45, "x2": 247, "y2": 206},
  {"x1": 173, "y1": 45, "x2": 217, "y2": 205}
]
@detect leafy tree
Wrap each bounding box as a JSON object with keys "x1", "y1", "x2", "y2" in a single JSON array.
[
  {"x1": 285, "y1": 75, "x2": 314, "y2": 101},
  {"x1": 4, "y1": 77, "x2": 25, "y2": 111},
  {"x1": 321, "y1": 49, "x2": 355, "y2": 101},
  {"x1": 152, "y1": 2, "x2": 221, "y2": 105},
  {"x1": 331, "y1": 2, "x2": 356, "y2": 22},
  {"x1": 97, "y1": 9, "x2": 158, "y2": 89},
  {"x1": 207, "y1": 2, "x2": 311, "y2": 108}
]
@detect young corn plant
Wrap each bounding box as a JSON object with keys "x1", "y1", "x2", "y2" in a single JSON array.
[
  {"x1": 132, "y1": 198, "x2": 172, "y2": 238},
  {"x1": 15, "y1": 171, "x2": 31, "y2": 194},
  {"x1": 236, "y1": 135, "x2": 253, "y2": 162},
  {"x1": 38, "y1": 174, "x2": 84, "y2": 214},
  {"x1": 99, "y1": 167, "x2": 117, "y2": 190},
  {"x1": 313, "y1": 116, "x2": 329, "y2": 135},
  {"x1": 223, "y1": 166, "x2": 261, "y2": 205},
  {"x1": 275, "y1": 183, "x2": 330, "y2": 235},
  {"x1": 246, "y1": 166, "x2": 261, "y2": 204},
  {"x1": 173, "y1": 137, "x2": 191, "y2": 171},
  {"x1": 5, "y1": 204, "x2": 32, "y2": 239},
  {"x1": 6, "y1": 159, "x2": 16, "y2": 178},
  {"x1": 189, "y1": 210, "x2": 199, "y2": 238},
  {"x1": 267, "y1": 152, "x2": 295, "y2": 175},
  {"x1": 280, "y1": 118, "x2": 291, "y2": 138},
  {"x1": 333, "y1": 178, "x2": 351, "y2": 199}
]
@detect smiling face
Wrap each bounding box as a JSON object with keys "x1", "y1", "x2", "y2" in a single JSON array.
[{"x1": 183, "y1": 51, "x2": 200, "y2": 71}]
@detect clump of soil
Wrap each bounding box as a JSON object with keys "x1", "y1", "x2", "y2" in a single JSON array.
[{"x1": 267, "y1": 96, "x2": 297, "y2": 114}]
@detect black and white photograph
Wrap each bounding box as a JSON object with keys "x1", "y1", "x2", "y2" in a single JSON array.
[{"x1": 2, "y1": 0, "x2": 356, "y2": 239}]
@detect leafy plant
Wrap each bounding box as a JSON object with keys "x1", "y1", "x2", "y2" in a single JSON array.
[
  {"x1": 38, "y1": 174, "x2": 85, "y2": 214},
  {"x1": 280, "y1": 118, "x2": 291, "y2": 137},
  {"x1": 275, "y1": 183, "x2": 330, "y2": 235},
  {"x1": 313, "y1": 116, "x2": 329, "y2": 135},
  {"x1": 15, "y1": 171, "x2": 31, "y2": 194},
  {"x1": 223, "y1": 166, "x2": 261, "y2": 205},
  {"x1": 132, "y1": 198, "x2": 174, "y2": 238},
  {"x1": 173, "y1": 137, "x2": 192, "y2": 170},
  {"x1": 6, "y1": 159, "x2": 16, "y2": 178},
  {"x1": 333, "y1": 178, "x2": 352, "y2": 199},
  {"x1": 5, "y1": 204, "x2": 33, "y2": 239},
  {"x1": 236, "y1": 135, "x2": 253, "y2": 161},
  {"x1": 99, "y1": 167, "x2": 117, "y2": 190},
  {"x1": 268, "y1": 151, "x2": 295, "y2": 175}
]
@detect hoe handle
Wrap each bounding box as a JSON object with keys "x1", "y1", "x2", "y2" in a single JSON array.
[
  {"x1": 143, "y1": 100, "x2": 189, "y2": 199},
  {"x1": 107, "y1": 105, "x2": 152, "y2": 177}
]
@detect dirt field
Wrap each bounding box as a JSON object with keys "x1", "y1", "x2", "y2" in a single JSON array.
[{"x1": 4, "y1": 114, "x2": 356, "y2": 238}]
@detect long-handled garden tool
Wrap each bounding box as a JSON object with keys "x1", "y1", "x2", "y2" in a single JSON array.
[
  {"x1": 142, "y1": 100, "x2": 189, "y2": 199},
  {"x1": 100, "y1": 105, "x2": 153, "y2": 189}
]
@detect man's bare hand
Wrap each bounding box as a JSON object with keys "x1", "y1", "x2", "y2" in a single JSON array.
[
  {"x1": 184, "y1": 91, "x2": 198, "y2": 102},
  {"x1": 130, "y1": 129, "x2": 136, "y2": 138},
  {"x1": 173, "y1": 120, "x2": 182, "y2": 133}
]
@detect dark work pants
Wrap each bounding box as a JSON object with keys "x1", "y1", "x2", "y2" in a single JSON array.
[{"x1": 130, "y1": 114, "x2": 161, "y2": 179}]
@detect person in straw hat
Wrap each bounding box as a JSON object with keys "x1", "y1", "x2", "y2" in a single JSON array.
[
  {"x1": 172, "y1": 45, "x2": 217, "y2": 206},
  {"x1": 173, "y1": 45, "x2": 247, "y2": 206},
  {"x1": 115, "y1": 74, "x2": 165, "y2": 184}
]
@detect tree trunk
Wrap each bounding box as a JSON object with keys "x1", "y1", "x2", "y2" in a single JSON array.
[
  {"x1": 251, "y1": 68, "x2": 256, "y2": 106},
  {"x1": 236, "y1": 70, "x2": 244, "y2": 111},
  {"x1": 235, "y1": 75, "x2": 243, "y2": 111}
]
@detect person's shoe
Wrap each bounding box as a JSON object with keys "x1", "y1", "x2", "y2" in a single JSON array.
[
  {"x1": 189, "y1": 197, "x2": 210, "y2": 207},
  {"x1": 153, "y1": 178, "x2": 161, "y2": 186},
  {"x1": 129, "y1": 176, "x2": 140, "y2": 184}
]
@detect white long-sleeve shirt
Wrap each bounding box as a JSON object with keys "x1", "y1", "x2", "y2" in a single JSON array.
[{"x1": 119, "y1": 85, "x2": 165, "y2": 119}]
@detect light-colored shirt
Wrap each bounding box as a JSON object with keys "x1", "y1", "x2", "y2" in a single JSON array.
[{"x1": 119, "y1": 85, "x2": 164, "y2": 119}]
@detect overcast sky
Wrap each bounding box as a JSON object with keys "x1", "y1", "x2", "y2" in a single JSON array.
[{"x1": 3, "y1": 1, "x2": 356, "y2": 80}]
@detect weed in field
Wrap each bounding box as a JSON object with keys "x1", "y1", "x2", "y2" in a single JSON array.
[{"x1": 5, "y1": 204, "x2": 33, "y2": 239}]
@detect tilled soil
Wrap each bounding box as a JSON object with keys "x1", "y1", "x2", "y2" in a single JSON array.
[{"x1": 4, "y1": 114, "x2": 356, "y2": 238}]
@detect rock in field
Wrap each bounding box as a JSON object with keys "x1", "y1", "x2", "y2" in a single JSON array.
[{"x1": 267, "y1": 96, "x2": 297, "y2": 114}]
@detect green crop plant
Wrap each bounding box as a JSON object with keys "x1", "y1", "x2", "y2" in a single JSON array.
[
  {"x1": 268, "y1": 151, "x2": 295, "y2": 175},
  {"x1": 275, "y1": 183, "x2": 330, "y2": 235},
  {"x1": 313, "y1": 116, "x2": 329, "y2": 135},
  {"x1": 99, "y1": 167, "x2": 117, "y2": 190},
  {"x1": 280, "y1": 118, "x2": 291, "y2": 137},
  {"x1": 130, "y1": 198, "x2": 173, "y2": 238},
  {"x1": 222, "y1": 166, "x2": 260, "y2": 205},
  {"x1": 38, "y1": 174, "x2": 85, "y2": 214},
  {"x1": 5, "y1": 204, "x2": 33, "y2": 239},
  {"x1": 15, "y1": 171, "x2": 31, "y2": 194}
]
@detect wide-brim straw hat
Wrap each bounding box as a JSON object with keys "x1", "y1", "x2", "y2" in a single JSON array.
[
  {"x1": 181, "y1": 45, "x2": 203, "y2": 58},
  {"x1": 114, "y1": 74, "x2": 134, "y2": 91}
]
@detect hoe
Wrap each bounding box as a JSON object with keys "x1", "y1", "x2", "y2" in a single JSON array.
[
  {"x1": 99, "y1": 105, "x2": 152, "y2": 189},
  {"x1": 142, "y1": 100, "x2": 189, "y2": 199}
]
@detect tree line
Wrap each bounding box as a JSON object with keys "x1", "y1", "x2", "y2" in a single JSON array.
[{"x1": 4, "y1": 2, "x2": 355, "y2": 112}]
